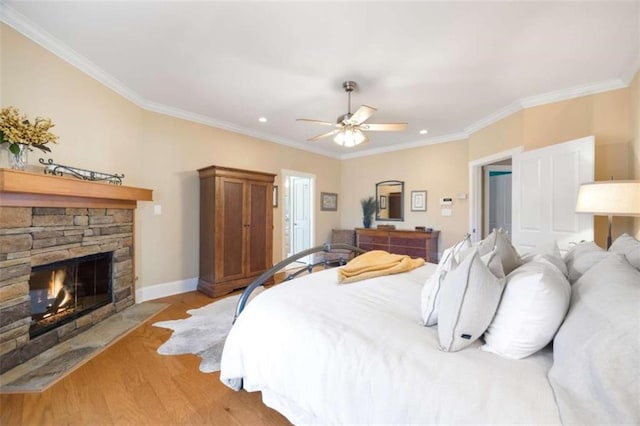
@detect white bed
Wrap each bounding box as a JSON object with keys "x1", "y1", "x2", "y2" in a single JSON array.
[
  {"x1": 221, "y1": 265, "x2": 560, "y2": 424},
  {"x1": 220, "y1": 233, "x2": 640, "y2": 425}
]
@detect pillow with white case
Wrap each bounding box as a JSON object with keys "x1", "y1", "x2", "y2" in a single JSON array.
[
  {"x1": 520, "y1": 240, "x2": 568, "y2": 277},
  {"x1": 549, "y1": 254, "x2": 640, "y2": 424},
  {"x1": 482, "y1": 259, "x2": 571, "y2": 359},
  {"x1": 564, "y1": 241, "x2": 613, "y2": 284},
  {"x1": 437, "y1": 248, "x2": 506, "y2": 352},
  {"x1": 420, "y1": 235, "x2": 471, "y2": 326},
  {"x1": 477, "y1": 228, "x2": 522, "y2": 275},
  {"x1": 609, "y1": 233, "x2": 640, "y2": 270}
]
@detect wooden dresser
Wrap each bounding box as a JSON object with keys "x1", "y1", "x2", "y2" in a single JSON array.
[
  {"x1": 356, "y1": 228, "x2": 440, "y2": 263},
  {"x1": 198, "y1": 165, "x2": 275, "y2": 297}
]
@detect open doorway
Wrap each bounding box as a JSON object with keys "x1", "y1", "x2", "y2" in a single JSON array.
[
  {"x1": 470, "y1": 137, "x2": 594, "y2": 250},
  {"x1": 469, "y1": 147, "x2": 522, "y2": 243},
  {"x1": 484, "y1": 162, "x2": 512, "y2": 239},
  {"x1": 282, "y1": 170, "x2": 315, "y2": 263}
]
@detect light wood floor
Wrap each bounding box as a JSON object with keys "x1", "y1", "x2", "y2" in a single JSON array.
[{"x1": 0, "y1": 290, "x2": 290, "y2": 426}]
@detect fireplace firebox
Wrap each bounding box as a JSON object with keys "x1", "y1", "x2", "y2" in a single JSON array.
[{"x1": 29, "y1": 252, "x2": 113, "y2": 338}]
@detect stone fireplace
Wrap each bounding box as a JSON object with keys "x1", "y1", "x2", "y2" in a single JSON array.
[{"x1": 0, "y1": 169, "x2": 152, "y2": 374}]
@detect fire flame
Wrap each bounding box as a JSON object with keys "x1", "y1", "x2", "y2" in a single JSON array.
[
  {"x1": 43, "y1": 268, "x2": 72, "y2": 318},
  {"x1": 48, "y1": 268, "x2": 66, "y2": 298}
]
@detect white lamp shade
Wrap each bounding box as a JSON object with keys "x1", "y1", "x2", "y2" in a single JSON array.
[{"x1": 575, "y1": 181, "x2": 640, "y2": 216}]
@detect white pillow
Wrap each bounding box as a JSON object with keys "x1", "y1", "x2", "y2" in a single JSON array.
[
  {"x1": 564, "y1": 241, "x2": 613, "y2": 284},
  {"x1": 477, "y1": 228, "x2": 522, "y2": 275},
  {"x1": 549, "y1": 254, "x2": 640, "y2": 424},
  {"x1": 420, "y1": 268, "x2": 449, "y2": 326},
  {"x1": 420, "y1": 235, "x2": 471, "y2": 326},
  {"x1": 439, "y1": 234, "x2": 471, "y2": 270},
  {"x1": 481, "y1": 259, "x2": 570, "y2": 359},
  {"x1": 437, "y1": 248, "x2": 505, "y2": 352},
  {"x1": 521, "y1": 240, "x2": 568, "y2": 277},
  {"x1": 536, "y1": 239, "x2": 563, "y2": 259},
  {"x1": 476, "y1": 228, "x2": 500, "y2": 255},
  {"x1": 609, "y1": 233, "x2": 640, "y2": 270}
]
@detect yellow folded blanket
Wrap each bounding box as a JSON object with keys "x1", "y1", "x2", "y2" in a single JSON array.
[{"x1": 337, "y1": 250, "x2": 425, "y2": 283}]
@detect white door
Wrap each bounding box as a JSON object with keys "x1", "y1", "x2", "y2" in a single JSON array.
[
  {"x1": 291, "y1": 176, "x2": 311, "y2": 256},
  {"x1": 484, "y1": 166, "x2": 512, "y2": 238},
  {"x1": 282, "y1": 169, "x2": 315, "y2": 263},
  {"x1": 512, "y1": 136, "x2": 595, "y2": 252}
]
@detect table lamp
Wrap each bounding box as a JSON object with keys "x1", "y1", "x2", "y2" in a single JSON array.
[{"x1": 575, "y1": 180, "x2": 640, "y2": 248}]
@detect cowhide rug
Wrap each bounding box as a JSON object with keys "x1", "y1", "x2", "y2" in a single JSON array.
[{"x1": 153, "y1": 295, "x2": 240, "y2": 373}]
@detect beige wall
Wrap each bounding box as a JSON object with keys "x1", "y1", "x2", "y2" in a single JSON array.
[
  {"x1": 469, "y1": 87, "x2": 637, "y2": 245},
  {"x1": 2, "y1": 23, "x2": 638, "y2": 293},
  {"x1": 1, "y1": 25, "x2": 341, "y2": 292},
  {"x1": 343, "y1": 83, "x2": 639, "y2": 250},
  {"x1": 469, "y1": 111, "x2": 524, "y2": 161},
  {"x1": 340, "y1": 139, "x2": 470, "y2": 251}
]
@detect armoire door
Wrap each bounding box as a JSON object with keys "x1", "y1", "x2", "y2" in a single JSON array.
[
  {"x1": 216, "y1": 177, "x2": 247, "y2": 282},
  {"x1": 246, "y1": 180, "x2": 273, "y2": 276}
]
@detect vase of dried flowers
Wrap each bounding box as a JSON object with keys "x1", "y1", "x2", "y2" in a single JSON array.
[{"x1": 0, "y1": 106, "x2": 58, "y2": 170}]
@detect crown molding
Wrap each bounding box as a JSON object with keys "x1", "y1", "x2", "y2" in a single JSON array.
[
  {"x1": 339, "y1": 131, "x2": 469, "y2": 160},
  {"x1": 464, "y1": 101, "x2": 523, "y2": 136},
  {"x1": 463, "y1": 78, "x2": 628, "y2": 136},
  {"x1": 0, "y1": 3, "x2": 341, "y2": 160},
  {"x1": 519, "y1": 79, "x2": 627, "y2": 109},
  {"x1": 141, "y1": 100, "x2": 340, "y2": 159},
  {"x1": 0, "y1": 2, "x2": 146, "y2": 107},
  {"x1": 619, "y1": 55, "x2": 639, "y2": 86},
  {"x1": 1, "y1": 1, "x2": 635, "y2": 162}
]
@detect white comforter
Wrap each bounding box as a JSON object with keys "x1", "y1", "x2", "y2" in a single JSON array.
[{"x1": 220, "y1": 265, "x2": 561, "y2": 424}]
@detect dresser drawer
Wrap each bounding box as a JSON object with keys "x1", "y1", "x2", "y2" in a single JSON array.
[
  {"x1": 358, "y1": 235, "x2": 388, "y2": 245},
  {"x1": 390, "y1": 245, "x2": 427, "y2": 259},
  {"x1": 389, "y1": 237, "x2": 425, "y2": 248},
  {"x1": 359, "y1": 242, "x2": 386, "y2": 252}
]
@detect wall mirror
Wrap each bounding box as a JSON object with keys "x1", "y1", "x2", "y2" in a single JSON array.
[{"x1": 375, "y1": 180, "x2": 404, "y2": 221}]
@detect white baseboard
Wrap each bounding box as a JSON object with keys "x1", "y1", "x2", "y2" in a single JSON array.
[{"x1": 135, "y1": 277, "x2": 198, "y2": 303}]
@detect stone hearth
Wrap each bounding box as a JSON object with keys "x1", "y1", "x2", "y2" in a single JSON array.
[{"x1": 0, "y1": 169, "x2": 152, "y2": 374}]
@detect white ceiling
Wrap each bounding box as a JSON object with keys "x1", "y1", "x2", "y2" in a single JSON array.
[{"x1": 2, "y1": 1, "x2": 639, "y2": 159}]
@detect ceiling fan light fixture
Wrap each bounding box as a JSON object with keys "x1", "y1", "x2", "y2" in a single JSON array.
[
  {"x1": 299, "y1": 80, "x2": 406, "y2": 147},
  {"x1": 334, "y1": 126, "x2": 367, "y2": 147}
]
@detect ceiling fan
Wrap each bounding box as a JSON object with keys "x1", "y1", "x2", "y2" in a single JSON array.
[{"x1": 296, "y1": 81, "x2": 407, "y2": 147}]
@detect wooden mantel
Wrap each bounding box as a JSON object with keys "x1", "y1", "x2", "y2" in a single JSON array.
[{"x1": 0, "y1": 168, "x2": 153, "y2": 209}]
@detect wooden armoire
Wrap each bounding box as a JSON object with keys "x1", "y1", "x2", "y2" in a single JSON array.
[{"x1": 198, "y1": 165, "x2": 276, "y2": 297}]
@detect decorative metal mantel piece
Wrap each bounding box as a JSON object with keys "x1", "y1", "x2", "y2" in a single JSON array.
[{"x1": 39, "y1": 158, "x2": 124, "y2": 185}]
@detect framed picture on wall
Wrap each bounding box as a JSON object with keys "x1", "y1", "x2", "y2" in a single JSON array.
[
  {"x1": 411, "y1": 190, "x2": 427, "y2": 212},
  {"x1": 321, "y1": 192, "x2": 338, "y2": 211},
  {"x1": 379, "y1": 195, "x2": 387, "y2": 209}
]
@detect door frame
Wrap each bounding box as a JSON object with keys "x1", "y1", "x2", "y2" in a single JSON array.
[
  {"x1": 281, "y1": 169, "x2": 316, "y2": 261},
  {"x1": 469, "y1": 147, "x2": 523, "y2": 243}
]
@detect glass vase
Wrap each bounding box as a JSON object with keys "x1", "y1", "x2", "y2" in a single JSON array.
[{"x1": 9, "y1": 144, "x2": 28, "y2": 170}]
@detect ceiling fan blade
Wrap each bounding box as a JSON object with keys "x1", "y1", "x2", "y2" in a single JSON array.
[
  {"x1": 296, "y1": 118, "x2": 336, "y2": 126},
  {"x1": 360, "y1": 123, "x2": 407, "y2": 132},
  {"x1": 308, "y1": 129, "x2": 340, "y2": 142},
  {"x1": 347, "y1": 105, "x2": 377, "y2": 125}
]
